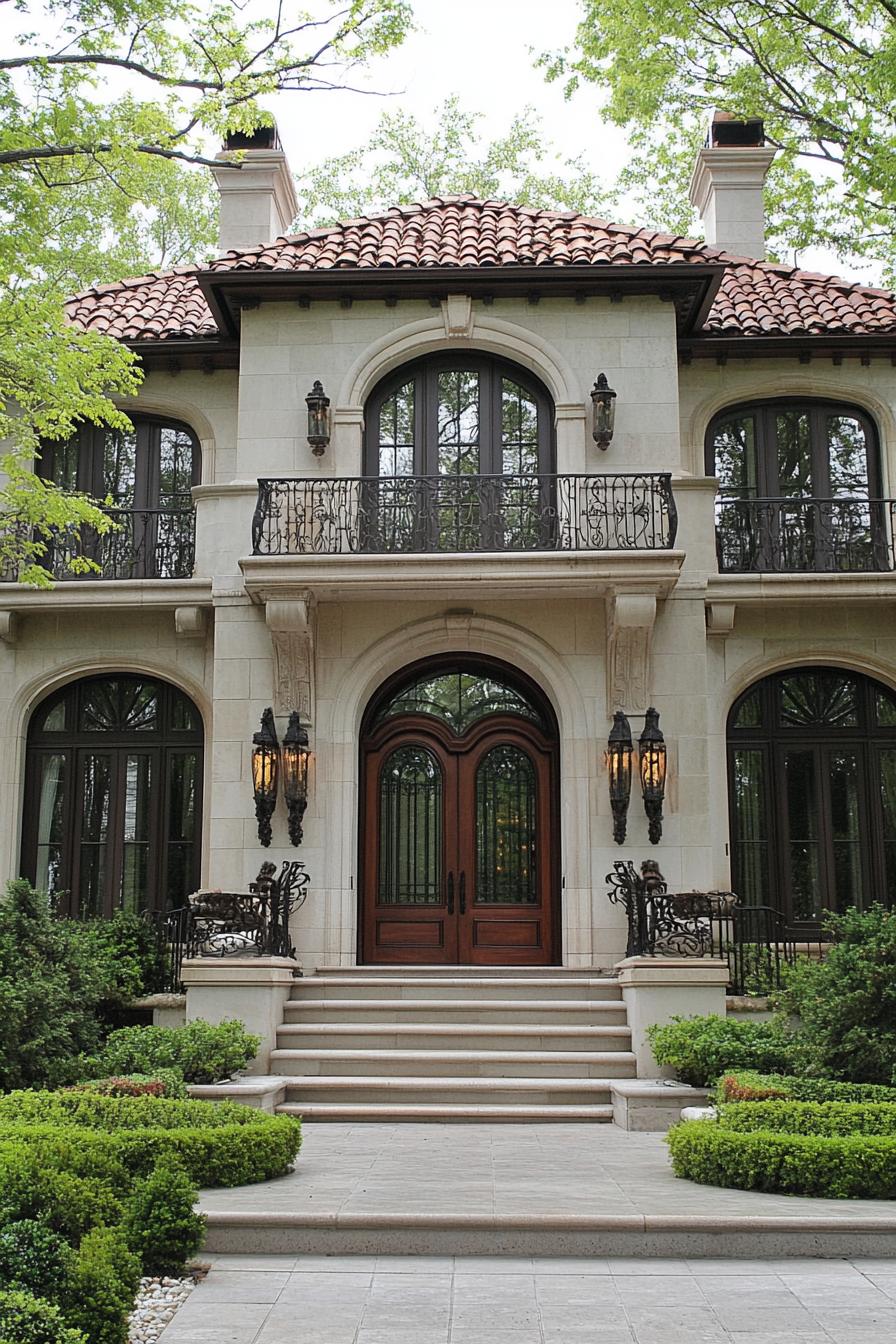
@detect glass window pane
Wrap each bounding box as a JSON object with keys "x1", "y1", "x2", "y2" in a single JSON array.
[
  {"x1": 713, "y1": 415, "x2": 758, "y2": 497},
  {"x1": 38, "y1": 700, "x2": 67, "y2": 732},
  {"x1": 35, "y1": 753, "x2": 67, "y2": 896},
  {"x1": 828, "y1": 416, "x2": 870, "y2": 497},
  {"x1": 375, "y1": 670, "x2": 545, "y2": 733},
  {"x1": 779, "y1": 672, "x2": 858, "y2": 727},
  {"x1": 79, "y1": 753, "x2": 112, "y2": 917},
  {"x1": 170, "y1": 693, "x2": 201, "y2": 734},
  {"x1": 878, "y1": 690, "x2": 896, "y2": 727},
  {"x1": 476, "y1": 745, "x2": 537, "y2": 904},
  {"x1": 377, "y1": 382, "x2": 415, "y2": 477},
  {"x1": 501, "y1": 379, "x2": 539, "y2": 476},
  {"x1": 79, "y1": 678, "x2": 158, "y2": 732},
  {"x1": 378, "y1": 746, "x2": 442, "y2": 905},
  {"x1": 158, "y1": 427, "x2": 196, "y2": 509},
  {"x1": 44, "y1": 434, "x2": 81, "y2": 490},
  {"x1": 731, "y1": 749, "x2": 768, "y2": 905},
  {"x1": 880, "y1": 749, "x2": 896, "y2": 907},
  {"x1": 784, "y1": 749, "x2": 821, "y2": 921},
  {"x1": 438, "y1": 370, "x2": 480, "y2": 476},
  {"x1": 733, "y1": 688, "x2": 763, "y2": 729},
  {"x1": 829, "y1": 750, "x2": 863, "y2": 914},
  {"x1": 776, "y1": 411, "x2": 813, "y2": 496},
  {"x1": 102, "y1": 429, "x2": 138, "y2": 506},
  {"x1": 120, "y1": 755, "x2": 153, "y2": 913},
  {"x1": 166, "y1": 751, "x2": 198, "y2": 908}
]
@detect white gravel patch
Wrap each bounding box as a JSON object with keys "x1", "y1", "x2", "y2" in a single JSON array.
[{"x1": 128, "y1": 1275, "x2": 197, "y2": 1343}]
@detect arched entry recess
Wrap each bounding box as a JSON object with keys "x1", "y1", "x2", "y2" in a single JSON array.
[{"x1": 359, "y1": 657, "x2": 560, "y2": 965}]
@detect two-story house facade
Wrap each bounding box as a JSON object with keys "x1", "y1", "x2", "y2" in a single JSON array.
[{"x1": 4, "y1": 119, "x2": 896, "y2": 973}]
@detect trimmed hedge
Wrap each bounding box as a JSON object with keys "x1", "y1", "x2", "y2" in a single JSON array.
[
  {"x1": 0, "y1": 1290, "x2": 87, "y2": 1344},
  {"x1": 667, "y1": 1119, "x2": 896, "y2": 1199},
  {"x1": 87, "y1": 1019, "x2": 260, "y2": 1085},
  {"x1": 645, "y1": 1014, "x2": 795, "y2": 1086},
  {"x1": 719, "y1": 1100, "x2": 896, "y2": 1137},
  {"x1": 68, "y1": 1070, "x2": 187, "y2": 1099},
  {"x1": 0, "y1": 1090, "x2": 269, "y2": 1131},
  {"x1": 718, "y1": 1070, "x2": 896, "y2": 1105}
]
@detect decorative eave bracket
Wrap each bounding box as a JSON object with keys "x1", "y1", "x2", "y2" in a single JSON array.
[
  {"x1": 606, "y1": 592, "x2": 657, "y2": 714},
  {"x1": 264, "y1": 590, "x2": 317, "y2": 722}
]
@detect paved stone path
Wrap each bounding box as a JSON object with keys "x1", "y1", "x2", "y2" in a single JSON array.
[
  {"x1": 159, "y1": 1254, "x2": 896, "y2": 1343},
  {"x1": 198, "y1": 1123, "x2": 894, "y2": 1221}
]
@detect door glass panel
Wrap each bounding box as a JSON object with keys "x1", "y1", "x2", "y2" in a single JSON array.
[
  {"x1": 733, "y1": 688, "x2": 762, "y2": 729},
  {"x1": 877, "y1": 690, "x2": 896, "y2": 727},
  {"x1": 79, "y1": 678, "x2": 158, "y2": 732},
  {"x1": 731, "y1": 749, "x2": 768, "y2": 905},
  {"x1": 46, "y1": 435, "x2": 82, "y2": 490},
  {"x1": 166, "y1": 751, "x2": 197, "y2": 908},
  {"x1": 713, "y1": 414, "x2": 758, "y2": 497},
  {"x1": 120, "y1": 754, "x2": 153, "y2": 913},
  {"x1": 829, "y1": 750, "x2": 862, "y2": 914},
  {"x1": 475, "y1": 745, "x2": 537, "y2": 904},
  {"x1": 437, "y1": 371, "x2": 480, "y2": 476},
  {"x1": 779, "y1": 672, "x2": 858, "y2": 727},
  {"x1": 880, "y1": 749, "x2": 896, "y2": 907},
  {"x1": 79, "y1": 753, "x2": 112, "y2": 917},
  {"x1": 158, "y1": 427, "x2": 196, "y2": 508},
  {"x1": 501, "y1": 379, "x2": 539, "y2": 476},
  {"x1": 35, "y1": 753, "x2": 67, "y2": 897},
  {"x1": 783, "y1": 749, "x2": 821, "y2": 921},
  {"x1": 102, "y1": 429, "x2": 138, "y2": 506},
  {"x1": 378, "y1": 746, "x2": 443, "y2": 905},
  {"x1": 828, "y1": 416, "x2": 869, "y2": 497},
  {"x1": 377, "y1": 381, "x2": 415, "y2": 477},
  {"x1": 374, "y1": 670, "x2": 544, "y2": 733},
  {"x1": 776, "y1": 411, "x2": 813, "y2": 496}
]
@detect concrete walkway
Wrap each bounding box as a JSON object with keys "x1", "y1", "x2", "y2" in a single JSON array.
[{"x1": 160, "y1": 1254, "x2": 896, "y2": 1343}]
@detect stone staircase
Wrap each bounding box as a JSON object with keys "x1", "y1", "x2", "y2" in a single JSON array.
[{"x1": 270, "y1": 966, "x2": 635, "y2": 1122}]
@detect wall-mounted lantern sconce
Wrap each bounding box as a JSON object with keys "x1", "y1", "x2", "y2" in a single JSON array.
[
  {"x1": 591, "y1": 373, "x2": 617, "y2": 449},
  {"x1": 306, "y1": 379, "x2": 331, "y2": 456},
  {"x1": 606, "y1": 711, "x2": 633, "y2": 845},
  {"x1": 251, "y1": 707, "x2": 280, "y2": 847},
  {"x1": 282, "y1": 710, "x2": 311, "y2": 846},
  {"x1": 638, "y1": 706, "x2": 667, "y2": 844}
]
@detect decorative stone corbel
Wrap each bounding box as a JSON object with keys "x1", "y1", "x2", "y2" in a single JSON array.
[
  {"x1": 443, "y1": 607, "x2": 475, "y2": 643},
  {"x1": 265, "y1": 591, "x2": 316, "y2": 721},
  {"x1": 174, "y1": 606, "x2": 207, "y2": 639},
  {"x1": 606, "y1": 593, "x2": 657, "y2": 713},
  {"x1": 0, "y1": 611, "x2": 19, "y2": 645},
  {"x1": 706, "y1": 601, "x2": 736, "y2": 636},
  {"x1": 441, "y1": 294, "x2": 474, "y2": 339}
]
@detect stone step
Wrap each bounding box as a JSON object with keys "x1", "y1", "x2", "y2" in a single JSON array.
[
  {"x1": 289, "y1": 977, "x2": 623, "y2": 1003},
  {"x1": 282, "y1": 998, "x2": 628, "y2": 1026},
  {"x1": 310, "y1": 965, "x2": 613, "y2": 978},
  {"x1": 278, "y1": 1075, "x2": 618, "y2": 1106},
  {"x1": 276, "y1": 1101, "x2": 616, "y2": 1123},
  {"x1": 269, "y1": 1047, "x2": 638, "y2": 1078},
  {"x1": 275, "y1": 1022, "x2": 632, "y2": 1052}
]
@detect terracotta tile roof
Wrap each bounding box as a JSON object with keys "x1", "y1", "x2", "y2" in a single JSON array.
[{"x1": 65, "y1": 196, "x2": 896, "y2": 342}]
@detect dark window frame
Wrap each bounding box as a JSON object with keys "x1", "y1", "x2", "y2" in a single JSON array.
[
  {"x1": 21, "y1": 674, "x2": 204, "y2": 917},
  {"x1": 727, "y1": 667, "x2": 896, "y2": 928},
  {"x1": 39, "y1": 414, "x2": 201, "y2": 506}
]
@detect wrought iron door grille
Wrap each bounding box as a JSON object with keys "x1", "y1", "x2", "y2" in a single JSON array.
[
  {"x1": 716, "y1": 497, "x2": 896, "y2": 573},
  {"x1": 252, "y1": 473, "x2": 678, "y2": 555}
]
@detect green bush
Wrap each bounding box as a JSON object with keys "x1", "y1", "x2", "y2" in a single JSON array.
[
  {"x1": 0, "y1": 1090, "x2": 273, "y2": 1130},
  {"x1": 123, "y1": 1163, "x2": 205, "y2": 1277},
  {"x1": 69, "y1": 1069, "x2": 187, "y2": 1099},
  {"x1": 646, "y1": 1014, "x2": 795, "y2": 1086},
  {"x1": 719, "y1": 1100, "x2": 896, "y2": 1137},
  {"x1": 771, "y1": 904, "x2": 896, "y2": 1085},
  {"x1": 62, "y1": 1227, "x2": 141, "y2": 1344},
  {"x1": 69, "y1": 909, "x2": 169, "y2": 1004},
  {"x1": 0, "y1": 1221, "x2": 74, "y2": 1299},
  {"x1": 0, "y1": 1150, "x2": 124, "y2": 1242},
  {"x1": 0, "y1": 1292, "x2": 86, "y2": 1344},
  {"x1": 90, "y1": 1019, "x2": 260, "y2": 1084},
  {"x1": 667, "y1": 1119, "x2": 896, "y2": 1199},
  {"x1": 717, "y1": 1070, "x2": 896, "y2": 1105}
]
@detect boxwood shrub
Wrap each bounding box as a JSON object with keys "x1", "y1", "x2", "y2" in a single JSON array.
[
  {"x1": 86, "y1": 1019, "x2": 260, "y2": 1084},
  {"x1": 718, "y1": 1070, "x2": 896, "y2": 1105},
  {"x1": 667, "y1": 1119, "x2": 896, "y2": 1199},
  {"x1": 719, "y1": 1100, "x2": 896, "y2": 1137},
  {"x1": 0, "y1": 1290, "x2": 87, "y2": 1344},
  {"x1": 646, "y1": 1014, "x2": 795, "y2": 1086}
]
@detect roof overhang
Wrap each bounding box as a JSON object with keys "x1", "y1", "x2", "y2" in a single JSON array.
[
  {"x1": 680, "y1": 333, "x2": 896, "y2": 362},
  {"x1": 126, "y1": 337, "x2": 240, "y2": 373},
  {"x1": 197, "y1": 263, "x2": 725, "y2": 340}
]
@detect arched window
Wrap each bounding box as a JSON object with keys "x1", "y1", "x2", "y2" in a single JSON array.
[
  {"x1": 728, "y1": 667, "x2": 896, "y2": 926},
  {"x1": 706, "y1": 400, "x2": 885, "y2": 572},
  {"x1": 38, "y1": 415, "x2": 200, "y2": 579},
  {"x1": 21, "y1": 674, "x2": 203, "y2": 916}
]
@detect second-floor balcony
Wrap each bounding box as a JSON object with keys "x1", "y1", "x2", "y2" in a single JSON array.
[
  {"x1": 716, "y1": 497, "x2": 896, "y2": 574},
  {"x1": 251, "y1": 473, "x2": 679, "y2": 557},
  {"x1": 1, "y1": 507, "x2": 196, "y2": 583}
]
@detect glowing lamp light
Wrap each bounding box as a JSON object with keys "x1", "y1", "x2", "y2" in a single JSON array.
[
  {"x1": 638, "y1": 706, "x2": 667, "y2": 845},
  {"x1": 251, "y1": 708, "x2": 280, "y2": 847},
  {"x1": 282, "y1": 710, "x2": 311, "y2": 847},
  {"x1": 606, "y1": 711, "x2": 634, "y2": 845}
]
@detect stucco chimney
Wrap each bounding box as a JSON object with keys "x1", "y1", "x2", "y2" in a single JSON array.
[
  {"x1": 211, "y1": 124, "x2": 299, "y2": 254},
  {"x1": 688, "y1": 113, "x2": 776, "y2": 259}
]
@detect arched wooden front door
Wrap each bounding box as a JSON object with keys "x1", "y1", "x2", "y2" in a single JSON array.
[{"x1": 360, "y1": 661, "x2": 559, "y2": 965}]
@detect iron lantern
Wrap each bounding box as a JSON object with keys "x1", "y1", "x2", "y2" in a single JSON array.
[
  {"x1": 306, "y1": 379, "x2": 331, "y2": 455},
  {"x1": 638, "y1": 706, "x2": 667, "y2": 845},
  {"x1": 591, "y1": 373, "x2": 617, "y2": 449},
  {"x1": 251, "y1": 707, "x2": 280, "y2": 847},
  {"x1": 282, "y1": 710, "x2": 311, "y2": 846},
  {"x1": 606, "y1": 711, "x2": 634, "y2": 845}
]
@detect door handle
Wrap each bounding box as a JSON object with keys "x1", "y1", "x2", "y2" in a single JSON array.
[
  {"x1": 447, "y1": 871, "x2": 454, "y2": 915},
  {"x1": 459, "y1": 871, "x2": 466, "y2": 915}
]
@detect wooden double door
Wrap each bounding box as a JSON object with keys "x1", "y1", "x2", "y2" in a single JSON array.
[{"x1": 361, "y1": 713, "x2": 558, "y2": 964}]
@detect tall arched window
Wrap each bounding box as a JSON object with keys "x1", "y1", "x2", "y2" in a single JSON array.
[
  {"x1": 728, "y1": 667, "x2": 896, "y2": 926},
  {"x1": 37, "y1": 415, "x2": 200, "y2": 579},
  {"x1": 21, "y1": 674, "x2": 203, "y2": 916},
  {"x1": 363, "y1": 355, "x2": 555, "y2": 552},
  {"x1": 706, "y1": 400, "x2": 885, "y2": 572}
]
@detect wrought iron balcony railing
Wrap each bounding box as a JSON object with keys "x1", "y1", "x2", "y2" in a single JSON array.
[
  {"x1": 1, "y1": 507, "x2": 196, "y2": 582},
  {"x1": 716, "y1": 497, "x2": 896, "y2": 574},
  {"x1": 251, "y1": 473, "x2": 678, "y2": 556}
]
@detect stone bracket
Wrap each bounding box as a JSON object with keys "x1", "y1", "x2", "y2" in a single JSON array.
[
  {"x1": 706, "y1": 600, "x2": 736, "y2": 636},
  {"x1": 175, "y1": 606, "x2": 207, "y2": 639},
  {"x1": 441, "y1": 294, "x2": 474, "y2": 339},
  {"x1": 0, "y1": 611, "x2": 19, "y2": 645},
  {"x1": 265, "y1": 591, "x2": 316, "y2": 722},
  {"x1": 606, "y1": 592, "x2": 657, "y2": 714}
]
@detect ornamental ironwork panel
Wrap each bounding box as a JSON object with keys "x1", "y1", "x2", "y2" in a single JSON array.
[
  {"x1": 251, "y1": 473, "x2": 678, "y2": 556},
  {"x1": 715, "y1": 497, "x2": 896, "y2": 573},
  {"x1": 1, "y1": 507, "x2": 196, "y2": 581}
]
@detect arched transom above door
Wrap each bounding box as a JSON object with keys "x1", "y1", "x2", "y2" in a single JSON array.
[{"x1": 361, "y1": 659, "x2": 559, "y2": 966}]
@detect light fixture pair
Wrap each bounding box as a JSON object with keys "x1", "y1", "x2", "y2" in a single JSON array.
[
  {"x1": 251, "y1": 708, "x2": 311, "y2": 847},
  {"x1": 606, "y1": 708, "x2": 667, "y2": 845}
]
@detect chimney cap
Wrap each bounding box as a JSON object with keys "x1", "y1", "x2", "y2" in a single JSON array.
[
  {"x1": 223, "y1": 123, "x2": 281, "y2": 152},
  {"x1": 706, "y1": 112, "x2": 765, "y2": 148}
]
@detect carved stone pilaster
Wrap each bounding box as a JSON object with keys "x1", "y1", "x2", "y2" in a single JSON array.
[
  {"x1": 265, "y1": 592, "x2": 316, "y2": 721},
  {"x1": 606, "y1": 593, "x2": 657, "y2": 714}
]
